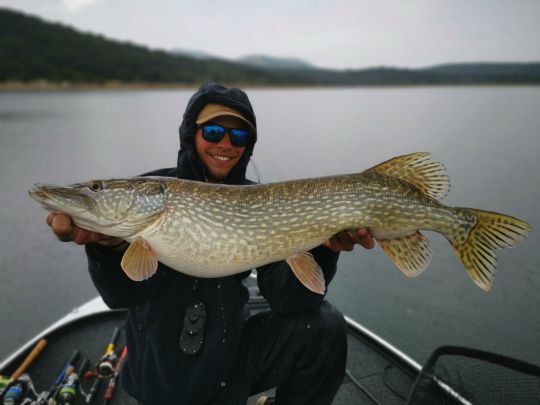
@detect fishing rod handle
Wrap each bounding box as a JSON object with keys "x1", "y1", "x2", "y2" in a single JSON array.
[
  {"x1": 103, "y1": 377, "x2": 116, "y2": 400},
  {"x1": 105, "y1": 327, "x2": 120, "y2": 354},
  {"x1": 10, "y1": 339, "x2": 47, "y2": 381},
  {"x1": 85, "y1": 378, "x2": 101, "y2": 404}
]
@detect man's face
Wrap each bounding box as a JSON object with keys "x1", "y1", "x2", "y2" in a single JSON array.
[{"x1": 194, "y1": 116, "x2": 249, "y2": 181}]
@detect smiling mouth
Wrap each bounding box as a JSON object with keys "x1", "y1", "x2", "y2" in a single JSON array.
[{"x1": 210, "y1": 153, "x2": 234, "y2": 161}]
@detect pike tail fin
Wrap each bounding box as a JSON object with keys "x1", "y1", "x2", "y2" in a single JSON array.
[{"x1": 450, "y1": 208, "x2": 530, "y2": 291}]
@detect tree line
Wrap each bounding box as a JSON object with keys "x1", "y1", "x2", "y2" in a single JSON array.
[{"x1": 1, "y1": 8, "x2": 539, "y2": 86}]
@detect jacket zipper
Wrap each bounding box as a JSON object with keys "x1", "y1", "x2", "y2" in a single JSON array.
[{"x1": 136, "y1": 318, "x2": 146, "y2": 387}]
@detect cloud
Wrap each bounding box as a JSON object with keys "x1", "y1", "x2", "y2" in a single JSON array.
[{"x1": 61, "y1": 0, "x2": 104, "y2": 12}]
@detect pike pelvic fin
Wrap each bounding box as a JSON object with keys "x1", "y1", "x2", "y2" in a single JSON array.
[
  {"x1": 366, "y1": 152, "x2": 450, "y2": 199},
  {"x1": 451, "y1": 208, "x2": 531, "y2": 291},
  {"x1": 121, "y1": 237, "x2": 158, "y2": 281},
  {"x1": 378, "y1": 231, "x2": 432, "y2": 277},
  {"x1": 286, "y1": 251, "x2": 326, "y2": 295}
]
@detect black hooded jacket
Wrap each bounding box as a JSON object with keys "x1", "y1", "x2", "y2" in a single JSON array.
[{"x1": 85, "y1": 83, "x2": 340, "y2": 404}]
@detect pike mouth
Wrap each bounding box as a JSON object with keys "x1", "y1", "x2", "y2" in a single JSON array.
[
  {"x1": 28, "y1": 188, "x2": 48, "y2": 200},
  {"x1": 29, "y1": 184, "x2": 94, "y2": 212},
  {"x1": 29, "y1": 184, "x2": 57, "y2": 205}
]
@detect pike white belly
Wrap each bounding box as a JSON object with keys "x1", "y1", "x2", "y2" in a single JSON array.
[{"x1": 135, "y1": 214, "x2": 332, "y2": 278}]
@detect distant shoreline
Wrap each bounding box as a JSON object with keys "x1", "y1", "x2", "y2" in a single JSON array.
[
  {"x1": 1, "y1": 80, "x2": 540, "y2": 92},
  {"x1": 0, "y1": 80, "x2": 200, "y2": 91}
]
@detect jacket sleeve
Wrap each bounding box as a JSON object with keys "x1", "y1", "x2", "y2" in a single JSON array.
[
  {"x1": 256, "y1": 245, "x2": 340, "y2": 314},
  {"x1": 85, "y1": 243, "x2": 171, "y2": 309}
]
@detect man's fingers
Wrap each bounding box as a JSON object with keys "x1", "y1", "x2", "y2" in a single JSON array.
[
  {"x1": 323, "y1": 228, "x2": 376, "y2": 253},
  {"x1": 48, "y1": 213, "x2": 95, "y2": 244},
  {"x1": 46, "y1": 213, "x2": 54, "y2": 227},
  {"x1": 72, "y1": 227, "x2": 90, "y2": 245},
  {"x1": 46, "y1": 212, "x2": 113, "y2": 245},
  {"x1": 336, "y1": 232, "x2": 356, "y2": 251},
  {"x1": 49, "y1": 213, "x2": 75, "y2": 240},
  {"x1": 356, "y1": 229, "x2": 376, "y2": 249},
  {"x1": 324, "y1": 232, "x2": 354, "y2": 252}
]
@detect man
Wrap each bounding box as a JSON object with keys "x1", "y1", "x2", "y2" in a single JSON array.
[{"x1": 47, "y1": 83, "x2": 374, "y2": 404}]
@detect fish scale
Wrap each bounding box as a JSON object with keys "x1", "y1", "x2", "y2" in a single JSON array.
[{"x1": 29, "y1": 152, "x2": 530, "y2": 293}]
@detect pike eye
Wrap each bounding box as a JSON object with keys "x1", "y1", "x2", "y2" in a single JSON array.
[{"x1": 89, "y1": 181, "x2": 102, "y2": 192}]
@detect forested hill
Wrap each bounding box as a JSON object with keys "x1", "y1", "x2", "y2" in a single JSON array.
[
  {"x1": 1, "y1": 8, "x2": 540, "y2": 86},
  {"x1": 0, "y1": 8, "x2": 286, "y2": 85}
]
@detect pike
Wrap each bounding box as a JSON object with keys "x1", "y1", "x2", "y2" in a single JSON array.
[{"x1": 29, "y1": 152, "x2": 530, "y2": 293}]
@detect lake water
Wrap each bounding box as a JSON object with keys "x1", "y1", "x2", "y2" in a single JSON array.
[{"x1": 1, "y1": 86, "x2": 539, "y2": 367}]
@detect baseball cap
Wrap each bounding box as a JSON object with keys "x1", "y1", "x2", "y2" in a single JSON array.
[{"x1": 196, "y1": 103, "x2": 255, "y2": 131}]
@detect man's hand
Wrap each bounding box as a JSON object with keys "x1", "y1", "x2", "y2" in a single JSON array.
[
  {"x1": 46, "y1": 213, "x2": 124, "y2": 247},
  {"x1": 322, "y1": 228, "x2": 375, "y2": 253}
]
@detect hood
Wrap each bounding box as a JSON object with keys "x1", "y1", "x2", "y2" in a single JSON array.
[{"x1": 177, "y1": 83, "x2": 257, "y2": 184}]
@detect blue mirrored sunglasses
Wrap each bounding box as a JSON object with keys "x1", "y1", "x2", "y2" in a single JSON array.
[{"x1": 200, "y1": 124, "x2": 251, "y2": 147}]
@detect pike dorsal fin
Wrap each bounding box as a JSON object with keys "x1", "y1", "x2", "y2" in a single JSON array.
[
  {"x1": 121, "y1": 237, "x2": 158, "y2": 281},
  {"x1": 378, "y1": 231, "x2": 432, "y2": 277},
  {"x1": 366, "y1": 152, "x2": 450, "y2": 199},
  {"x1": 286, "y1": 251, "x2": 326, "y2": 295}
]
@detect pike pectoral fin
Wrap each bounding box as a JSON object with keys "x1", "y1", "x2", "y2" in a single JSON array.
[
  {"x1": 286, "y1": 251, "x2": 326, "y2": 295},
  {"x1": 378, "y1": 231, "x2": 432, "y2": 277},
  {"x1": 121, "y1": 237, "x2": 158, "y2": 281}
]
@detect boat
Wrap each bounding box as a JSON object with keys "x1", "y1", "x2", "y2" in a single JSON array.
[{"x1": 1, "y1": 275, "x2": 539, "y2": 405}]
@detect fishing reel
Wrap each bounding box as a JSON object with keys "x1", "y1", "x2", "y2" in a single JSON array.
[
  {"x1": 96, "y1": 352, "x2": 118, "y2": 377},
  {"x1": 85, "y1": 326, "x2": 121, "y2": 379},
  {"x1": 1, "y1": 378, "x2": 28, "y2": 405},
  {"x1": 84, "y1": 351, "x2": 117, "y2": 380},
  {"x1": 56, "y1": 358, "x2": 89, "y2": 404}
]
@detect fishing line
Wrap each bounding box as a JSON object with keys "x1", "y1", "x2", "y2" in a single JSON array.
[{"x1": 248, "y1": 158, "x2": 261, "y2": 184}]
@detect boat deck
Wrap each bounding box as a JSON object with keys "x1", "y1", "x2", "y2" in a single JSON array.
[{"x1": 1, "y1": 304, "x2": 417, "y2": 404}]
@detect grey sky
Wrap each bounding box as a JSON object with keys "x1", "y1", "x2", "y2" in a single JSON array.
[{"x1": 1, "y1": 0, "x2": 539, "y2": 69}]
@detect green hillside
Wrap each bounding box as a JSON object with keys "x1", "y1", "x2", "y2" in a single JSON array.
[
  {"x1": 1, "y1": 8, "x2": 539, "y2": 87},
  {"x1": 0, "y1": 8, "x2": 285, "y2": 85}
]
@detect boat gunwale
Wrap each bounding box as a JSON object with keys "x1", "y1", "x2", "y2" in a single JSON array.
[{"x1": 344, "y1": 315, "x2": 422, "y2": 373}]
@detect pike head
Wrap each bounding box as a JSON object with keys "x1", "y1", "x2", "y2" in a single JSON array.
[{"x1": 29, "y1": 177, "x2": 165, "y2": 238}]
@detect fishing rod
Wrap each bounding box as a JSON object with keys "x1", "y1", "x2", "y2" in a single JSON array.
[
  {"x1": 33, "y1": 349, "x2": 80, "y2": 405},
  {"x1": 86, "y1": 327, "x2": 120, "y2": 379},
  {"x1": 56, "y1": 358, "x2": 89, "y2": 405},
  {"x1": 83, "y1": 326, "x2": 121, "y2": 404},
  {"x1": 0, "y1": 339, "x2": 47, "y2": 398},
  {"x1": 83, "y1": 376, "x2": 100, "y2": 405},
  {"x1": 101, "y1": 347, "x2": 127, "y2": 405}
]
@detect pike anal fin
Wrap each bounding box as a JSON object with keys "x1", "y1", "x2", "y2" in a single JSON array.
[
  {"x1": 121, "y1": 237, "x2": 158, "y2": 281},
  {"x1": 378, "y1": 231, "x2": 432, "y2": 277},
  {"x1": 286, "y1": 251, "x2": 326, "y2": 295}
]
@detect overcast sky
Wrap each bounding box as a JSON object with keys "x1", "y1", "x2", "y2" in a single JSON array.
[{"x1": 1, "y1": 0, "x2": 539, "y2": 69}]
